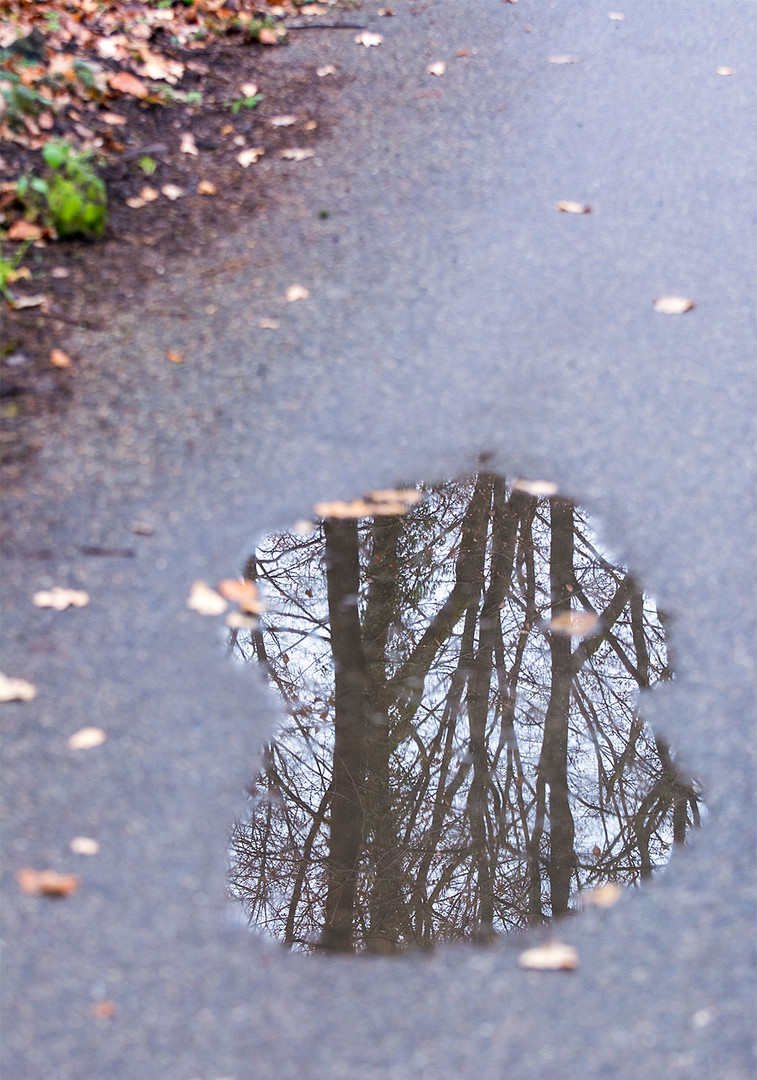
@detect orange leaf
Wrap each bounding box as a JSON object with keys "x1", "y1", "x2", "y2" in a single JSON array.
[
  {"x1": 7, "y1": 220, "x2": 44, "y2": 242},
  {"x1": 16, "y1": 868, "x2": 79, "y2": 897},
  {"x1": 107, "y1": 71, "x2": 148, "y2": 99},
  {"x1": 50, "y1": 349, "x2": 73, "y2": 369},
  {"x1": 217, "y1": 578, "x2": 266, "y2": 613}
]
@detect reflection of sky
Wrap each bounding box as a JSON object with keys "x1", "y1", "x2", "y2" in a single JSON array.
[{"x1": 228, "y1": 481, "x2": 684, "y2": 947}]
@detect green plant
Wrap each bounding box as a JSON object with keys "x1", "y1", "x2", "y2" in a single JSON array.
[
  {"x1": 138, "y1": 155, "x2": 158, "y2": 175},
  {"x1": 17, "y1": 140, "x2": 107, "y2": 239},
  {"x1": 229, "y1": 93, "x2": 263, "y2": 114},
  {"x1": 0, "y1": 241, "x2": 32, "y2": 304}
]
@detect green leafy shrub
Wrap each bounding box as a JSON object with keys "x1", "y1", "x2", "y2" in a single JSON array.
[{"x1": 17, "y1": 140, "x2": 107, "y2": 239}]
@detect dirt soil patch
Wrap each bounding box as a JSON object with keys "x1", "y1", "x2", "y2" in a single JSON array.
[{"x1": 1, "y1": 1, "x2": 365, "y2": 469}]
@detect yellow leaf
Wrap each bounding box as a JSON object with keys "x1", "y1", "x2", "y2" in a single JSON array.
[{"x1": 67, "y1": 727, "x2": 107, "y2": 750}]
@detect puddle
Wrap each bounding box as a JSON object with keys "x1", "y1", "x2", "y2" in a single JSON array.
[{"x1": 225, "y1": 474, "x2": 702, "y2": 954}]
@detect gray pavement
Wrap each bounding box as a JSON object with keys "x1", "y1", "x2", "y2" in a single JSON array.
[{"x1": 1, "y1": 2, "x2": 755, "y2": 1078}]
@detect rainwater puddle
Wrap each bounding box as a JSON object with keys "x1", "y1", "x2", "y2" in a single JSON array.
[{"x1": 224, "y1": 473, "x2": 702, "y2": 954}]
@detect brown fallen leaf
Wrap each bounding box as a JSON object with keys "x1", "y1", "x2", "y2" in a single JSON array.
[
  {"x1": 70, "y1": 836, "x2": 100, "y2": 855},
  {"x1": 187, "y1": 580, "x2": 228, "y2": 616},
  {"x1": 518, "y1": 941, "x2": 578, "y2": 970},
  {"x1": 0, "y1": 672, "x2": 38, "y2": 702},
  {"x1": 137, "y1": 52, "x2": 184, "y2": 84},
  {"x1": 217, "y1": 578, "x2": 266, "y2": 614},
  {"x1": 653, "y1": 295, "x2": 695, "y2": 314},
  {"x1": 557, "y1": 200, "x2": 591, "y2": 214},
  {"x1": 11, "y1": 294, "x2": 47, "y2": 310},
  {"x1": 259, "y1": 318, "x2": 280, "y2": 330},
  {"x1": 161, "y1": 184, "x2": 184, "y2": 201},
  {"x1": 280, "y1": 148, "x2": 314, "y2": 161},
  {"x1": 50, "y1": 349, "x2": 73, "y2": 369},
  {"x1": 7, "y1": 219, "x2": 44, "y2": 242},
  {"x1": 100, "y1": 111, "x2": 127, "y2": 126},
  {"x1": 377, "y1": 7, "x2": 395, "y2": 14},
  {"x1": 93, "y1": 1000, "x2": 116, "y2": 1019},
  {"x1": 355, "y1": 31, "x2": 383, "y2": 47},
  {"x1": 68, "y1": 727, "x2": 107, "y2": 750},
  {"x1": 107, "y1": 71, "x2": 148, "y2": 98},
  {"x1": 197, "y1": 180, "x2": 217, "y2": 195},
  {"x1": 512, "y1": 478, "x2": 559, "y2": 497},
  {"x1": 180, "y1": 132, "x2": 198, "y2": 156},
  {"x1": 16, "y1": 868, "x2": 79, "y2": 898},
  {"x1": 51, "y1": 267, "x2": 71, "y2": 279},
  {"x1": 269, "y1": 115, "x2": 297, "y2": 127},
  {"x1": 236, "y1": 147, "x2": 265, "y2": 168},
  {"x1": 32, "y1": 586, "x2": 89, "y2": 609},
  {"x1": 549, "y1": 611, "x2": 600, "y2": 637},
  {"x1": 240, "y1": 82, "x2": 258, "y2": 97},
  {"x1": 427, "y1": 62, "x2": 446, "y2": 76},
  {"x1": 167, "y1": 350, "x2": 184, "y2": 364},
  {"x1": 286, "y1": 284, "x2": 309, "y2": 302},
  {"x1": 582, "y1": 883, "x2": 622, "y2": 908},
  {"x1": 316, "y1": 65, "x2": 337, "y2": 77},
  {"x1": 258, "y1": 27, "x2": 280, "y2": 45}
]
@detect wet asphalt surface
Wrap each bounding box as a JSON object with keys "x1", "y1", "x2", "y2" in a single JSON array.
[{"x1": 1, "y1": 1, "x2": 755, "y2": 1078}]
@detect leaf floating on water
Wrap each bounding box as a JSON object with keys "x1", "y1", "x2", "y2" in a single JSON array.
[
  {"x1": 217, "y1": 578, "x2": 266, "y2": 614},
  {"x1": 33, "y1": 587, "x2": 89, "y2": 610},
  {"x1": 16, "y1": 868, "x2": 79, "y2": 897},
  {"x1": 187, "y1": 580, "x2": 228, "y2": 616},
  {"x1": 518, "y1": 941, "x2": 578, "y2": 970},
  {"x1": 68, "y1": 727, "x2": 107, "y2": 750},
  {"x1": 236, "y1": 147, "x2": 265, "y2": 168},
  {"x1": 314, "y1": 489, "x2": 422, "y2": 519},
  {"x1": 280, "y1": 148, "x2": 315, "y2": 162},
  {"x1": 427, "y1": 62, "x2": 446, "y2": 76},
  {"x1": 557, "y1": 200, "x2": 591, "y2": 214},
  {"x1": 70, "y1": 836, "x2": 100, "y2": 855},
  {"x1": 355, "y1": 32, "x2": 383, "y2": 47},
  {"x1": 549, "y1": 611, "x2": 600, "y2": 637},
  {"x1": 286, "y1": 284, "x2": 309, "y2": 302},
  {"x1": 653, "y1": 295, "x2": 695, "y2": 314},
  {"x1": 582, "y1": 882, "x2": 622, "y2": 908},
  {"x1": 512, "y1": 478, "x2": 559, "y2": 497},
  {"x1": 0, "y1": 673, "x2": 37, "y2": 702},
  {"x1": 225, "y1": 611, "x2": 258, "y2": 630}
]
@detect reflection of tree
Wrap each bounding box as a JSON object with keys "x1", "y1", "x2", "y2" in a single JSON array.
[{"x1": 228, "y1": 474, "x2": 701, "y2": 953}]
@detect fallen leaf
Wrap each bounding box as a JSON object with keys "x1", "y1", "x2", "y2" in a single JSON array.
[
  {"x1": 51, "y1": 267, "x2": 71, "y2": 279},
  {"x1": 557, "y1": 200, "x2": 591, "y2": 214},
  {"x1": 608, "y1": 11, "x2": 625, "y2": 19},
  {"x1": 7, "y1": 220, "x2": 44, "y2": 242},
  {"x1": 304, "y1": 120, "x2": 318, "y2": 131},
  {"x1": 269, "y1": 114, "x2": 297, "y2": 127},
  {"x1": 93, "y1": 1000, "x2": 116, "y2": 1018},
  {"x1": 548, "y1": 55, "x2": 581, "y2": 64},
  {"x1": 187, "y1": 580, "x2": 228, "y2": 616},
  {"x1": 100, "y1": 111, "x2": 127, "y2": 125},
  {"x1": 314, "y1": 489, "x2": 421, "y2": 519},
  {"x1": 512, "y1": 478, "x2": 559, "y2": 497},
  {"x1": 240, "y1": 82, "x2": 259, "y2": 97},
  {"x1": 317, "y1": 64, "x2": 337, "y2": 77},
  {"x1": 70, "y1": 836, "x2": 100, "y2": 855},
  {"x1": 258, "y1": 27, "x2": 279, "y2": 45},
  {"x1": 236, "y1": 147, "x2": 265, "y2": 167},
  {"x1": 582, "y1": 883, "x2": 622, "y2": 908},
  {"x1": 197, "y1": 180, "x2": 217, "y2": 195},
  {"x1": 50, "y1": 349, "x2": 74, "y2": 369},
  {"x1": 16, "y1": 868, "x2": 79, "y2": 898},
  {"x1": 137, "y1": 52, "x2": 184, "y2": 84},
  {"x1": 456, "y1": 48, "x2": 471, "y2": 57},
  {"x1": 126, "y1": 196, "x2": 147, "y2": 209},
  {"x1": 0, "y1": 673, "x2": 37, "y2": 702},
  {"x1": 518, "y1": 941, "x2": 578, "y2": 970},
  {"x1": 180, "y1": 132, "x2": 198, "y2": 156},
  {"x1": 217, "y1": 578, "x2": 266, "y2": 614},
  {"x1": 716, "y1": 66, "x2": 734, "y2": 76},
  {"x1": 221, "y1": 124, "x2": 234, "y2": 135},
  {"x1": 225, "y1": 612, "x2": 257, "y2": 630},
  {"x1": 280, "y1": 148, "x2": 314, "y2": 161},
  {"x1": 131, "y1": 521, "x2": 155, "y2": 536},
  {"x1": 355, "y1": 31, "x2": 383, "y2": 47},
  {"x1": 167, "y1": 350, "x2": 184, "y2": 364},
  {"x1": 11, "y1": 294, "x2": 47, "y2": 310},
  {"x1": 549, "y1": 611, "x2": 600, "y2": 637},
  {"x1": 161, "y1": 184, "x2": 184, "y2": 201},
  {"x1": 286, "y1": 284, "x2": 309, "y2": 302},
  {"x1": 107, "y1": 71, "x2": 148, "y2": 98},
  {"x1": 427, "y1": 62, "x2": 446, "y2": 76},
  {"x1": 38, "y1": 111, "x2": 54, "y2": 130},
  {"x1": 68, "y1": 727, "x2": 107, "y2": 750},
  {"x1": 293, "y1": 519, "x2": 317, "y2": 534},
  {"x1": 32, "y1": 586, "x2": 89, "y2": 609},
  {"x1": 140, "y1": 186, "x2": 160, "y2": 202},
  {"x1": 377, "y1": 7, "x2": 395, "y2": 14},
  {"x1": 259, "y1": 318, "x2": 280, "y2": 329},
  {"x1": 653, "y1": 295, "x2": 695, "y2": 314}
]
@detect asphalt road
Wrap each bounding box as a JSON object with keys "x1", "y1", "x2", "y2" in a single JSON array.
[{"x1": 1, "y1": 2, "x2": 755, "y2": 1078}]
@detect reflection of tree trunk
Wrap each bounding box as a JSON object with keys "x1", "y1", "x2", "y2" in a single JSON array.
[
  {"x1": 321, "y1": 518, "x2": 368, "y2": 951},
  {"x1": 539, "y1": 497, "x2": 576, "y2": 918}
]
